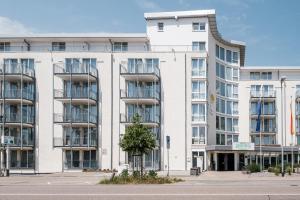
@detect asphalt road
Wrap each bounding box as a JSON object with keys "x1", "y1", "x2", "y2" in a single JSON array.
[{"x1": 0, "y1": 179, "x2": 300, "y2": 200}]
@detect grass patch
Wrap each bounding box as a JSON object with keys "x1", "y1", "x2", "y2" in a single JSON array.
[{"x1": 99, "y1": 170, "x2": 184, "y2": 184}]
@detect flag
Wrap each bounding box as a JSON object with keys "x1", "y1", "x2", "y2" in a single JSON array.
[
  {"x1": 290, "y1": 100, "x2": 295, "y2": 135},
  {"x1": 256, "y1": 100, "x2": 262, "y2": 132}
]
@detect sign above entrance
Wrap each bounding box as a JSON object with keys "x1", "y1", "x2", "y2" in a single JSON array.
[{"x1": 232, "y1": 142, "x2": 254, "y2": 151}]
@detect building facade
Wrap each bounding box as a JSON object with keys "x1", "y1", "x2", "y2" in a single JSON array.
[{"x1": 0, "y1": 10, "x2": 299, "y2": 173}]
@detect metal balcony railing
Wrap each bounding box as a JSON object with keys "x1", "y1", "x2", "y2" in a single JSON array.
[
  {"x1": 1, "y1": 89, "x2": 34, "y2": 100},
  {"x1": 54, "y1": 89, "x2": 97, "y2": 100},
  {"x1": 251, "y1": 127, "x2": 277, "y2": 133},
  {"x1": 2, "y1": 136, "x2": 34, "y2": 146},
  {"x1": 250, "y1": 90, "x2": 276, "y2": 98},
  {"x1": 0, "y1": 63, "x2": 35, "y2": 77},
  {"x1": 120, "y1": 63, "x2": 160, "y2": 77},
  {"x1": 0, "y1": 113, "x2": 34, "y2": 124},
  {"x1": 10, "y1": 160, "x2": 35, "y2": 169},
  {"x1": 64, "y1": 160, "x2": 98, "y2": 169},
  {"x1": 120, "y1": 89, "x2": 160, "y2": 99},
  {"x1": 120, "y1": 113, "x2": 160, "y2": 124},
  {"x1": 54, "y1": 113, "x2": 97, "y2": 123},
  {"x1": 191, "y1": 114, "x2": 206, "y2": 122},
  {"x1": 53, "y1": 136, "x2": 97, "y2": 147},
  {"x1": 54, "y1": 63, "x2": 98, "y2": 77}
]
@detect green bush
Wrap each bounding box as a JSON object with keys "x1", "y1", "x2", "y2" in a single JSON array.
[
  {"x1": 247, "y1": 164, "x2": 261, "y2": 173},
  {"x1": 286, "y1": 166, "x2": 292, "y2": 175},
  {"x1": 147, "y1": 170, "x2": 157, "y2": 178},
  {"x1": 99, "y1": 172, "x2": 183, "y2": 184},
  {"x1": 274, "y1": 166, "x2": 280, "y2": 176},
  {"x1": 132, "y1": 171, "x2": 140, "y2": 178},
  {"x1": 120, "y1": 169, "x2": 129, "y2": 178}
]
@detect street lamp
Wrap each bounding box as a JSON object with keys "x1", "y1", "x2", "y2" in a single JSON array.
[{"x1": 280, "y1": 76, "x2": 286, "y2": 177}]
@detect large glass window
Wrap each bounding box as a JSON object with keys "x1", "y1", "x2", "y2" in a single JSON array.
[
  {"x1": 192, "y1": 58, "x2": 205, "y2": 77},
  {"x1": 192, "y1": 81, "x2": 206, "y2": 100},
  {"x1": 113, "y1": 42, "x2": 128, "y2": 52},
  {"x1": 226, "y1": 84, "x2": 232, "y2": 98},
  {"x1": 220, "y1": 47, "x2": 225, "y2": 60},
  {"x1": 250, "y1": 72, "x2": 260, "y2": 80},
  {"x1": 192, "y1": 126, "x2": 205, "y2": 144},
  {"x1": 226, "y1": 67, "x2": 232, "y2": 80},
  {"x1": 216, "y1": 133, "x2": 225, "y2": 145},
  {"x1": 192, "y1": 41, "x2": 205, "y2": 51},
  {"x1": 233, "y1": 69, "x2": 239, "y2": 81},
  {"x1": 261, "y1": 72, "x2": 272, "y2": 80},
  {"x1": 216, "y1": 45, "x2": 219, "y2": 58},
  {"x1": 192, "y1": 22, "x2": 205, "y2": 31},
  {"x1": 226, "y1": 118, "x2": 233, "y2": 131},
  {"x1": 0, "y1": 42, "x2": 10, "y2": 51},
  {"x1": 226, "y1": 101, "x2": 232, "y2": 114},
  {"x1": 232, "y1": 52, "x2": 239, "y2": 63},
  {"x1": 226, "y1": 50, "x2": 232, "y2": 63},
  {"x1": 192, "y1": 104, "x2": 206, "y2": 122}
]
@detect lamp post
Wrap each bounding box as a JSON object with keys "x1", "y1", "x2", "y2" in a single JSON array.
[{"x1": 280, "y1": 76, "x2": 286, "y2": 177}]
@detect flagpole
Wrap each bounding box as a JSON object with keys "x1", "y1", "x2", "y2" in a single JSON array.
[
  {"x1": 260, "y1": 90, "x2": 262, "y2": 172},
  {"x1": 291, "y1": 96, "x2": 294, "y2": 173}
]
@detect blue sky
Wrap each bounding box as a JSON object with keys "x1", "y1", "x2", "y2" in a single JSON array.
[{"x1": 0, "y1": 0, "x2": 299, "y2": 66}]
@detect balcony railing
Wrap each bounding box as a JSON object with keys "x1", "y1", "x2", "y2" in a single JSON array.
[
  {"x1": 251, "y1": 127, "x2": 277, "y2": 133},
  {"x1": 2, "y1": 136, "x2": 34, "y2": 146},
  {"x1": 1, "y1": 89, "x2": 34, "y2": 100},
  {"x1": 120, "y1": 64, "x2": 160, "y2": 77},
  {"x1": 10, "y1": 161, "x2": 35, "y2": 169},
  {"x1": 120, "y1": 113, "x2": 160, "y2": 124},
  {"x1": 0, "y1": 63, "x2": 35, "y2": 77},
  {"x1": 54, "y1": 89, "x2": 97, "y2": 100},
  {"x1": 191, "y1": 114, "x2": 206, "y2": 123},
  {"x1": 251, "y1": 110, "x2": 276, "y2": 115},
  {"x1": 54, "y1": 136, "x2": 97, "y2": 147},
  {"x1": 54, "y1": 63, "x2": 98, "y2": 77},
  {"x1": 0, "y1": 113, "x2": 34, "y2": 124},
  {"x1": 120, "y1": 89, "x2": 160, "y2": 99},
  {"x1": 250, "y1": 90, "x2": 276, "y2": 98},
  {"x1": 64, "y1": 160, "x2": 98, "y2": 169},
  {"x1": 54, "y1": 113, "x2": 97, "y2": 123}
]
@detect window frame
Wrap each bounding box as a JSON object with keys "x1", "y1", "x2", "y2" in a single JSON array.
[{"x1": 157, "y1": 22, "x2": 164, "y2": 32}]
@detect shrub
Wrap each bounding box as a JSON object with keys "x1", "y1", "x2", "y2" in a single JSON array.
[
  {"x1": 286, "y1": 166, "x2": 292, "y2": 175},
  {"x1": 147, "y1": 170, "x2": 157, "y2": 178},
  {"x1": 274, "y1": 166, "x2": 280, "y2": 176},
  {"x1": 120, "y1": 169, "x2": 129, "y2": 178},
  {"x1": 247, "y1": 164, "x2": 261, "y2": 173},
  {"x1": 132, "y1": 171, "x2": 140, "y2": 178}
]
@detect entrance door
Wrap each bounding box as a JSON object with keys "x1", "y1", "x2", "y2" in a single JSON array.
[{"x1": 218, "y1": 153, "x2": 235, "y2": 171}]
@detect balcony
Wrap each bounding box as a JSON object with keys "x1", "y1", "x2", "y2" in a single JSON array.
[
  {"x1": 54, "y1": 63, "x2": 98, "y2": 81},
  {"x1": 250, "y1": 127, "x2": 277, "y2": 134},
  {"x1": 120, "y1": 89, "x2": 160, "y2": 104},
  {"x1": 251, "y1": 110, "x2": 276, "y2": 118},
  {"x1": 53, "y1": 136, "x2": 97, "y2": 148},
  {"x1": 0, "y1": 63, "x2": 35, "y2": 80},
  {"x1": 10, "y1": 160, "x2": 35, "y2": 169},
  {"x1": 54, "y1": 113, "x2": 97, "y2": 127},
  {"x1": 250, "y1": 90, "x2": 276, "y2": 99},
  {"x1": 0, "y1": 113, "x2": 34, "y2": 126},
  {"x1": 0, "y1": 89, "x2": 34, "y2": 104},
  {"x1": 120, "y1": 63, "x2": 160, "y2": 81},
  {"x1": 120, "y1": 113, "x2": 160, "y2": 126},
  {"x1": 2, "y1": 136, "x2": 34, "y2": 147},
  {"x1": 54, "y1": 89, "x2": 97, "y2": 104}
]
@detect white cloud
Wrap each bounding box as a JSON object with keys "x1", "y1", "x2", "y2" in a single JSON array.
[
  {"x1": 0, "y1": 16, "x2": 32, "y2": 35},
  {"x1": 135, "y1": 0, "x2": 162, "y2": 11}
]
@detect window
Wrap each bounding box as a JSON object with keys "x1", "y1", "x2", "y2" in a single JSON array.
[
  {"x1": 192, "y1": 81, "x2": 206, "y2": 100},
  {"x1": 216, "y1": 45, "x2": 219, "y2": 58},
  {"x1": 232, "y1": 52, "x2": 238, "y2": 63},
  {"x1": 0, "y1": 42, "x2": 10, "y2": 51},
  {"x1": 226, "y1": 50, "x2": 232, "y2": 63},
  {"x1": 113, "y1": 42, "x2": 128, "y2": 52},
  {"x1": 233, "y1": 68, "x2": 239, "y2": 81},
  {"x1": 192, "y1": 58, "x2": 205, "y2": 77},
  {"x1": 233, "y1": 102, "x2": 238, "y2": 115},
  {"x1": 192, "y1": 41, "x2": 205, "y2": 51},
  {"x1": 226, "y1": 101, "x2": 232, "y2": 114},
  {"x1": 216, "y1": 133, "x2": 225, "y2": 145},
  {"x1": 192, "y1": 22, "x2": 205, "y2": 31},
  {"x1": 226, "y1": 118, "x2": 233, "y2": 131},
  {"x1": 226, "y1": 67, "x2": 232, "y2": 80},
  {"x1": 52, "y1": 42, "x2": 65, "y2": 51},
  {"x1": 233, "y1": 85, "x2": 238, "y2": 98},
  {"x1": 192, "y1": 104, "x2": 206, "y2": 122},
  {"x1": 220, "y1": 116, "x2": 225, "y2": 130},
  {"x1": 158, "y1": 22, "x2": 164, "y2": 31},
  {"x1": 233, "y1": 119, "x2": 239, "y2": 132},
  {"x1": 220, "y1": 47, "x2": 225, "y2": 60},
  {"x1": 220, "y1": 64, "x2": 225, "y2": 79},
  {"x1": 192, "y1": 126, "x2": 205, "y2": 144},
  {"x1": 216, "y1": 98, "x2": 220, "y2": 112},
  {"x1": 250, "y1": 72, "x2": 260, "y2": 80},
  {"x1": 226, "y1": 84, "x2": 232, "y2": 98},
  {"x1": 261, "y1": 72, "x2": 272, "y2": 80},
  {"x1": 220, "y1": 99, "x2": 226, "y2": 114},
  {"x1": 220, "y1": 82, "x2": 226, "y2": 97}
]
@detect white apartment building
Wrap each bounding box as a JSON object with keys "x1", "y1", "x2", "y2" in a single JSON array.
[{"x1": 0, "y1": 10, "x2": 299, "y2": 173}]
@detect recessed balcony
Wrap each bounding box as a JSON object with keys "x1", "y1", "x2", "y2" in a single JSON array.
[
  {"x1": 0, "y1": 64, "x2": 35, "y2": 81},
  {"x1": 53, "y1": 136, "x2": 97, "y2": 148},
  {"x1": 0, "y1": 89, "x2": 34, "y2": 104},
  {"x1": 54, "y1": 63, "x2": 98, "y2": 82},
  {"x1": 120, "y1": 113, "x2": 160, "y2": 127},
  {"x1": 54, "y1": 113, "x2": 97, "y2": 127},
  {"x1": 0, "y1": 113, "x2": 34, "y2": 127},
  {"x1": 250, "y1": 90, "x2": 276, "y2": 99},
  {"x1": 120, "y1": 64, "x2": 160, "y2": 81},
  {"x1": 120, "y1": 89, "x2": 160, "y2": 104},
  {"x1": 54, "y1": 89, "x2": 97, "y2": 104}
]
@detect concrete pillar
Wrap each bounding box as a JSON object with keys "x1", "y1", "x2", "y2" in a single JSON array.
[
  {"x1": 244, "y1": 154, "x2": 248, "y2": 166},
  {"x1": 234, "y1": 152, "x2": 239, "y2": 171},
  {"x1": 214, "y1": 152, "x2": 218, "y2": 171}
]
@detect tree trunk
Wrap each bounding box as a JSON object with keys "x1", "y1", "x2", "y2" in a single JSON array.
[{"x1": 140, "y1": 154, "x2": 143, "y2": 178}]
